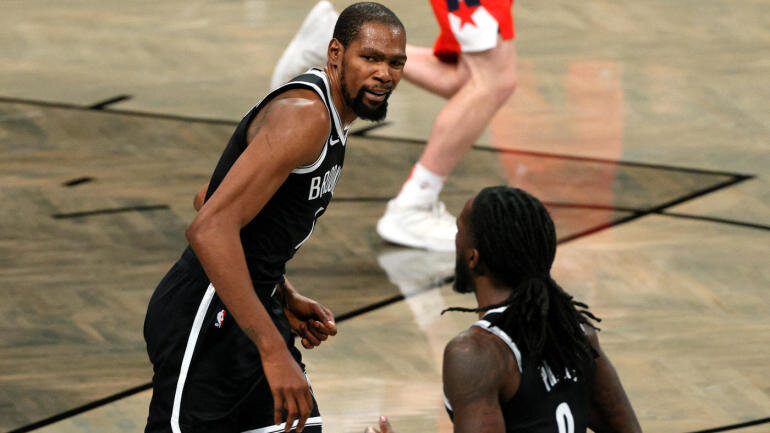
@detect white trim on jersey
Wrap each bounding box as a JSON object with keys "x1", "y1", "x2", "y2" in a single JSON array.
[
  {"x1": 291, "y1": 138, "x2": 329, "y2": 174},
  {"x1": 473, "y1": 319, "x2": 523, "y2": 373},
  {"x1": 294, "y1": 207, "x2": 324, "y2": 249},
  {"x1": 274, "y1": 78, "x2": 335, "y2": 175},
  {"x1": 171, "y1": 283, "x2": 217, "y2": 433},
  {"x1": 306, "y1": 69, "x2": 347, "y2": 145},
  {"x1": 259, "y1": 75, "x2": 335, "y2": 175},
  {"x1": 443, "y1": 393, "x2": 453, "y2": 412},
  {"x1": 483, "y1": 305, "x2": 509, "y2": 317},
  {"x1": 241, "y1": 416, "x2": 323, "y2": 433}
]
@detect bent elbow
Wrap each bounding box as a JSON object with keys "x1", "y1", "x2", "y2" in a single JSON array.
[{"x1": 185, "y1": 217, "x2": 209, "y2": 248}]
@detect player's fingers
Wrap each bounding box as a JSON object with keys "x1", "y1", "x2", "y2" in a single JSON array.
[
  {"x1": 380, "y1": 415, "x2": 393, "y2": 432},
  {"x1": 308, "y1": 323, "x2": 328, "y2": 340},
  {"x1": 299, "y1": 324, "x2": 321, "y2": 346},
  {"x1": 273, "y1": 391, "x2": 285, "y2": 427},
  {"x1": 295, "y1": 388, "x2": 312, "y2": 432},
  {"x1": 283, "y1": 395, "x2": 298, "y2": 433},
  {"x1": 314, "y1": 304, "x2": 336, "y2": 333},
  {"x1": 301, "y1": 337, "x2": 314, "y2": 349},
  {"x1": 311, "y1": 319, "x2": 334, "y2": 337}
]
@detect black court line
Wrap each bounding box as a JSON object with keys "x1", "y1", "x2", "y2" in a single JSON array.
[
  {"x1": 52, "y1": 204, "x2": 169, "y2": 219},
  {"x1": 335, "y1": 293, "x2": 406, "y2": 322},
  {"x1": 87, "y1": 94, "x2": 132, "y2": 110},
  {"x1": 0, "y1": 93, "x2": 754, "y2": 179},
  {"x1": 357, "y1": 132, "x2": 751, "y2": 179},
  {"x1": 659, "y1": 211, "x2": 770, "y2": 231},
  {"x1": 350, "y1": 121, "x2": 391, "y2": 136},
  {"x1": 558, "y1": 175, "x2": 751, "y2": 244},
  {"x1": 62, "y1": 176, "x2": 94, "y2": 187},
  {"x1": 7, "y1": 382, "x2": 153, "y2": 433},
  {"x1": 0, "y1": 93, "x2": 756, "y2": 179},
  {"x1": 0, "y1": 96, "x2": 237, "y2": 126},
  {"x1": 336, "y1": 275, "x2": 455, "y2": 323},
  {"x1": 686, "y1": 416, "x2": 770, "y2": 433}
]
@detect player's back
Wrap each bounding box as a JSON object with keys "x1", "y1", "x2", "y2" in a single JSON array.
[{"x1": 449, "y1": 306, "x2": 595, "y2": 433}]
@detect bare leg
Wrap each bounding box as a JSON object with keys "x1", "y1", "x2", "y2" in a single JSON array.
[
  {"x1": 377, "y1": 37, "x2": 518, "y2": 252},
  {"x1": 403, "y1": 45, "x2": 470, "y2": 99},
  {"x1": 418, "y1": 37, "x2": 518, "y2": 177}
]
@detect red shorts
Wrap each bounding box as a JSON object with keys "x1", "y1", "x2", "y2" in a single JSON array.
[{"x1": 430, "y1": 0, "x2": 514, "y2": 62}]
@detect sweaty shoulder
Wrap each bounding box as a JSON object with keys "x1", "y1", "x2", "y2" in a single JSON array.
[
  {"x1": 444, "y1": 328, "x2": 518, "y2": 404},
  {"x1": 246, "y1": 88, "x2": 331, "y2": 167}
]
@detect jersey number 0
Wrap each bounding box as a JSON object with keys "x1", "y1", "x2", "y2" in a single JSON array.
[{"x1": 555, "y1": 402, "x2": 574, "y2": 433}]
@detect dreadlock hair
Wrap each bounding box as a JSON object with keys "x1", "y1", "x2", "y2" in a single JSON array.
[
  {"x1": 333, "y1": 2, "x2": 405, "y2": 47},
  {"x1": 443, "y1": 186, "x2": 601, "y2": 380}
]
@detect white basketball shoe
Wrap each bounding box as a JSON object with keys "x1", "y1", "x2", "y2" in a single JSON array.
[
  {"x1": 270, "y1": 1, "x2": 337, "y2": 90},
  {"x1": 376, "y1": 200, "x2": 458, "y2": 252}
]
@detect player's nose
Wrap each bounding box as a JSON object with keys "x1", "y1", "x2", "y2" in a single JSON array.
[{"x1": 372, "y1": 62, "x2": 392, "y2": 84}]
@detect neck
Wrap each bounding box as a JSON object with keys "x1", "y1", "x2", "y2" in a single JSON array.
[
  {"x1": 473, "y1": 276, "x2": 514, "y2": 319},
  {"x1": 324, "y1": 65, "x2": 357, "y2": 128}
]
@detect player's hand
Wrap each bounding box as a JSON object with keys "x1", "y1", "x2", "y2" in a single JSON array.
[
  {"x1": 281, "y1": 280, "x2": 337, "y2": 348},
  {"x1": 365, "y1": 415, "x2": 395, "y2": 433},
  {"x1": 285, "y1": 307, "x2": 334, "y2": 349},
  {"x1": 262, "y1": 348, "x2": 313, "y2": 432}
]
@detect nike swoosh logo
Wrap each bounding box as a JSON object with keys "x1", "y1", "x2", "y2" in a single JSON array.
[{"x1": 329, "y1": 137, "x2": 340, "y2": 146}]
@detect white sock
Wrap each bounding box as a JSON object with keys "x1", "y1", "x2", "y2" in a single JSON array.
[{"x1": 394, "y1": 163, "x2": 445, "y2": 206}]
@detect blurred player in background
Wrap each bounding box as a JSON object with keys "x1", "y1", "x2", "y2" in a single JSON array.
[{"x1": 272, "y1": 0, "x2": 518, "y2": 252}]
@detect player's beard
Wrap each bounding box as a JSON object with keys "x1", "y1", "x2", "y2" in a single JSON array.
[
  {"x1": 453, "y1": 253, "x2": 475, "y2": 294},
  {"x1": 340, "y1": 62, "x2": 389, "y2": 121}
]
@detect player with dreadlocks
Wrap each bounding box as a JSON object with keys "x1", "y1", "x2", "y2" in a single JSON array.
[{"x1": 367, "y1": 186, "x2": 641, "y2": 433}]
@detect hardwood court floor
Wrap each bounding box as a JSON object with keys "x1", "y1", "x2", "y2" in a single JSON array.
[{"x1": 1, "y1": 0, "x2": 768, "y2": 432}]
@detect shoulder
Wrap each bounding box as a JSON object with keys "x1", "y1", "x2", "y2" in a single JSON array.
[
  {"x1": 444, "y1": 328, "x2": 507, "y2": 365},
  {"x1": 253, "y1": 88, "x2": 331, "y2": 141},
  {"x1": 582, "y1": 324, "x2": 601, "y2": 352},
  {"x1": 266, "y1": 89, "x2": 330, "y2": 124},
  {"x1": 245, "y1": 88, "x2": 332, "y2": 167},
  {"x1": 443, "y1": 328, "x2": 515, "y2": 398}
]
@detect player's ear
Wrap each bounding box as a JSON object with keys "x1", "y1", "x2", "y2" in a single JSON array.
[
  {"x1": 467, "y1": 248, "x2": 480, "y2": 271},
  {"x1": 328, "y1": 39, "x2": 343, "y2": 68}
]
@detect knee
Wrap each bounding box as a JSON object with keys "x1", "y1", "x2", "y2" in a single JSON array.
[
  {"x1": 493, "y1": 67, "x2": 517, "y2": 104},
  {"x1": 465, "y1": 56, "x2": 517, "y2": 105},
  {"x1": 469, "y1": 69, "x2": 516, "y2": 107},
  {"x1": 441, "y1": 67, "x2": 471, "y2": 98}
]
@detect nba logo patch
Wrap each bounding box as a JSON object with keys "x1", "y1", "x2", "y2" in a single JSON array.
[{"x1": 214, "y1": 309, "x2": 226, "y2": 328}]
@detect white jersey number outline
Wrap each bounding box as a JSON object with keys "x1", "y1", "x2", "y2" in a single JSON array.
[{"x1": 555, "y1": 402, "x2": 574, "y2": 433}]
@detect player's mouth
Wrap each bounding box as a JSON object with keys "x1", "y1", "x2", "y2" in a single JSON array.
[{"x1": 364, "y1": 88, "x2": 390, "y2": 103}]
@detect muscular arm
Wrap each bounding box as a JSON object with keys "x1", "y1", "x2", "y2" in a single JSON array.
[
  {"x1": 585, "y1": 328, "x2": 642, "y2": 433},
  {"x1": 443, "y1": 329, "x2": 519, "y2": 433},
  {"x1": 185, "y1": 89, "x2": 331, "y2": 430}
]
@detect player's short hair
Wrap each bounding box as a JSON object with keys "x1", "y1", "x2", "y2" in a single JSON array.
[{"x1": 333, "y1": 2, "x2": 405, "y2": 47}]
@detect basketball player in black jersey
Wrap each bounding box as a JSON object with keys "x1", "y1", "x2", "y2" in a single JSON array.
[
  {"x1": 143, "y1": 3, "x2": 406, "y2": 433},
  {"x1": 366, "y1": 186, "x2": 641, "y2": 433}
]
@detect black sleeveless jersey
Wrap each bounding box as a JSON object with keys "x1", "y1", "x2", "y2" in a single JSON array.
[
  {"x1": 445, "y1": 306, "x2": 595, "y2": 433},
  {"x1": 180, "y1": 68, "x2": 347, "y2": 288}
]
